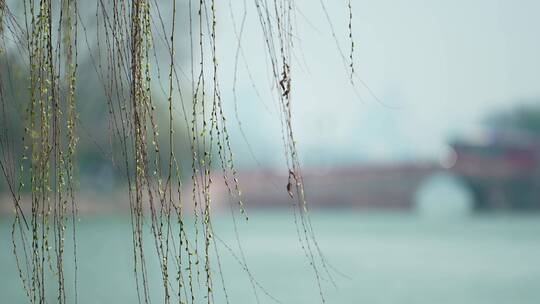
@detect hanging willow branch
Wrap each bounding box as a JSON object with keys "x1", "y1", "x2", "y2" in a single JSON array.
[
  {"x1": 0, "y1": 0, "x2": 356, "y2": 303},
  {"x1": 0, "y1": 0, "x2": 79, "y2": 303}
]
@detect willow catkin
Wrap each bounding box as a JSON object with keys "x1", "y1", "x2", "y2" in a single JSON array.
[
  {"x1": 0, "y1": 1, "x2": 356, "y2": 303},
  {"x1": 0, "y1": 1, "x2": 80, "y2": 303}
]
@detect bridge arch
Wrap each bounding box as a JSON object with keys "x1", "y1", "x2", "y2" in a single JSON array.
[{"x1": 414, "y1": 171, "x2": 475, "y2": 216}]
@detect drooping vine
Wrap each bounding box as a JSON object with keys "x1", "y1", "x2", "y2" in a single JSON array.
[
  {"x1": 0, "y1": 0, "x2": 357, "y2": 303},
  {"x1": 0, "y1": 0, "x2": 79, "y2": 303}
]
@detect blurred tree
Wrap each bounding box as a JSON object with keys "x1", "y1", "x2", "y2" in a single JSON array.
[
  {"x1": 0, "y1": 51, "x2": 192, "y2": 194},
  {"x1": 485, "y1": 101, "x2": 540, "y2": 136}
]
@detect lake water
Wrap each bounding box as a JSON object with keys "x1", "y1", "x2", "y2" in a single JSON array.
[{"x1": 2, "y1": 211, "x2": 540, "y2": 303}]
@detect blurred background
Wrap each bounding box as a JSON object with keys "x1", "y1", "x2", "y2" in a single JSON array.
[{"x1": 2, "y1": 0, "x2": 540, "y2": 303}]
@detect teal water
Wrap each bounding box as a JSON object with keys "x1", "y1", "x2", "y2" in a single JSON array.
[{"x1": 2, "y1": 212, "x2": 540, "y2": 303}]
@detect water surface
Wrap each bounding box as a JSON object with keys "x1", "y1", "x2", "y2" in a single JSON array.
[{"x1": 1, "y1": 211, "x2": 540, "y2": 303}]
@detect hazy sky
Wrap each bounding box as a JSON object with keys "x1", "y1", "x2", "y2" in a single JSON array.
[{"x1": 217, "y1": 0, "x2": 540, "y2": 168}]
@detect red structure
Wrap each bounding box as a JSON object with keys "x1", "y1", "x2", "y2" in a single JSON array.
[
  {"x1": 220, "y1": 164, "x2": 438, "y2": 210},
  {"x1": 211, "y1": 130, "x2": 540, "y2": 211},
  {"x1": 450, "y1": 130, "x2": 540, "y2": 210}
]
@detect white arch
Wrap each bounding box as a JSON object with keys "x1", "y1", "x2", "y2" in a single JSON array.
[{"x1": 414, "y1": 171, "x2": 475, "y2": 218}]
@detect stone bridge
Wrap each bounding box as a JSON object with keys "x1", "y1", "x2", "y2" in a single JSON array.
[{"x1": 222, "y1": 141, "x2": 540, "y2": 211}]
